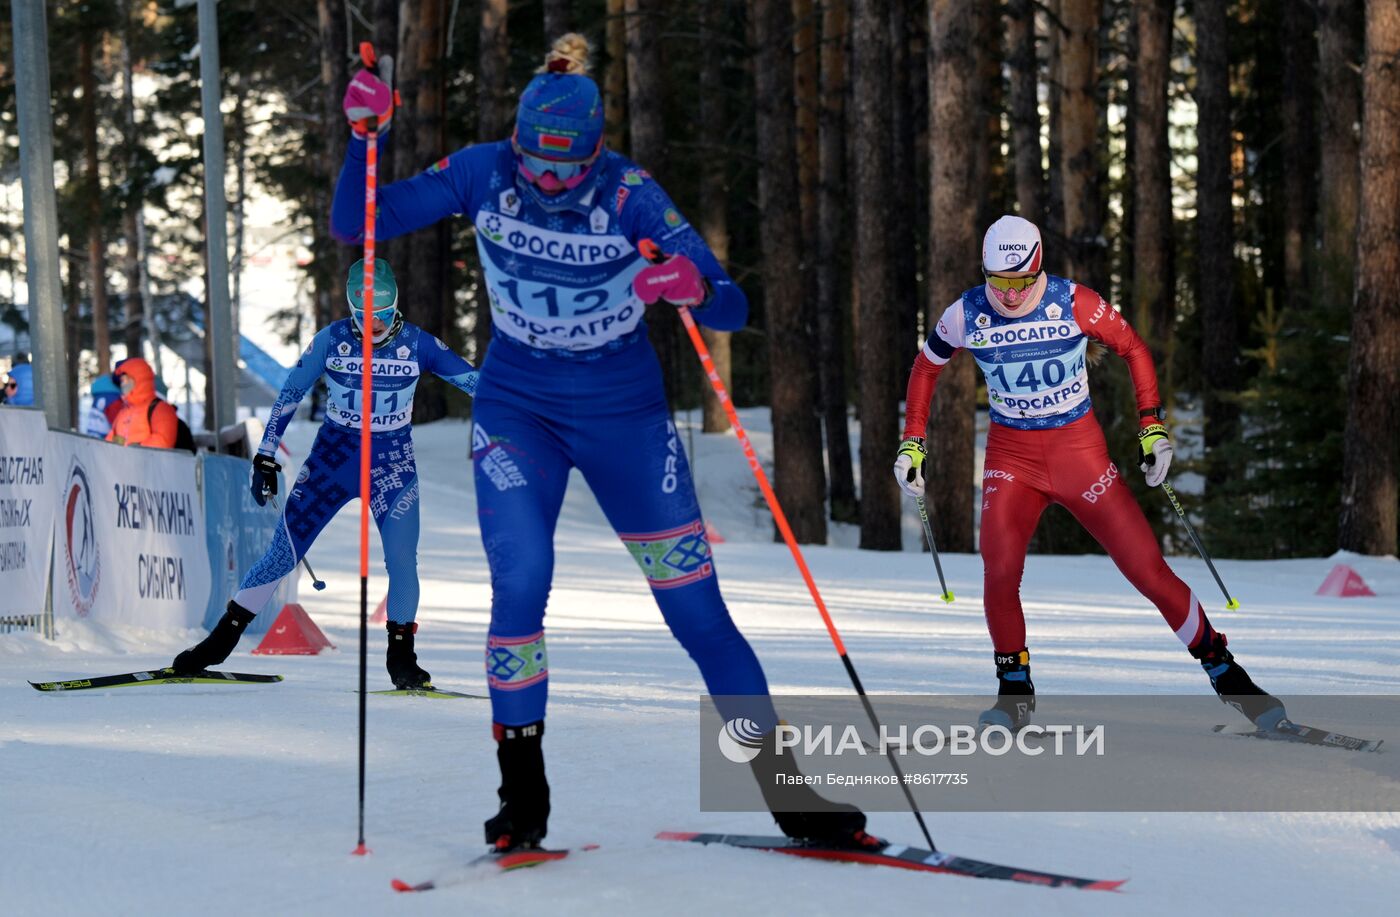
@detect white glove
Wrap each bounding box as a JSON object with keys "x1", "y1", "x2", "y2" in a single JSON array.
[
  {"x1": 1137, "y1": 423, "x2": 1173, "y2": 487},
  {"x1": 893, "y1": 437, "x2": 927, "y2": 498}
]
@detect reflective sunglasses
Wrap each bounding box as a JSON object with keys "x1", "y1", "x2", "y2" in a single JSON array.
[{"x1": 985, "y1": 272, "x2": 1041, "y2": 293}]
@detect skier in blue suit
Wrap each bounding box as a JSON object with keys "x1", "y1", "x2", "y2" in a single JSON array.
[
  {"x1": 172, "y1": 259, "x2": 479, "y2": 688},
  {"x1": 333, "y1": 34, "x2": 874, "y2": 852}
]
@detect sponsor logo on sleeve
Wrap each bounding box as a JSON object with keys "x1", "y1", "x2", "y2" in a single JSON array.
[
  {"x1": 663, "y1": 208, "x2": 683, "y2": 228},
  {"x1": 429, "y1": 156, "x2": 450, "y2": 174},
  {"x1": 613, "y1": 186, "x2": 630, "y2": 214},
  {"x1": 622, "y1": 168, "x2": 648, "y2": 186}
]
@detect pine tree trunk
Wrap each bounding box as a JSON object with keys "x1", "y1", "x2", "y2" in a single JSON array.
[
  {"x1": 1131, "y1": 0, "x2": 1173, "y2": 371},
  {"x1": 1194, "y1": 0, "x2": 1239, "y2": 492},
  {"x1": 889, "y1": 0, "x2": 920, "y2": 354},
  {"x1": 698, "y1": 2, "x2": 732, "y2": 435},
  {"x1": 1318, "y1": 0, "x2": 1363, "y2": 311},
  {"x1": 750, "y1": 0, "x2": 828, "y2": 544},
  {"x1": 627, "y1": 0, "x2": 682, "y2": 410},
  {"x1": 476, "y1": 0, "x2": 510, "y2": 360},
  {"x1": 975, "y1": 0, "x2": 1007, "y2": 230},
  {"x1": 544, "y1": 0, "x2": 571, "y2": 38},
  {"x1": 927, "y1": 0, "x2": 979, "y2": 554},
  {"x1": 400, "y1": 0, "x2": 451, "y2": 421},
  {"x1": 852, "y1": 0, "x2": 900, "y2": 550},
  {"x1": 605, "y1": 0, "x2": 628, "y2": 150},
  {"x1": 319, "y1": 0, "x2": 353, "y2": 349},
  {"x1": 80, "y1": 31, "x2": 111, "y2": 375},
  {"x1": 231, "y1": 88, "x2": 247, "y2": 341},
  {"x1": 1282, "y1": 0, "x2": 1318, "y2": 315},
  {"x1": 1338, "y1": 0, "x2": 1400, "y2": 555},
  {"x1": 818, "y1": 0, "x2": 859, "y2": 524},
  {"x1": 1058, "y1": 0, "x2": 1104, "y2": 289},
  {"x1": 1007, "y1": 0, "x2": 1043, "y2": 225},
  {"x1": 1046, "y1": 0, "x2": 1066, "y2": 271},
  {"x1": 120, "y1": 2, "x2": 144, "y2": 358}
]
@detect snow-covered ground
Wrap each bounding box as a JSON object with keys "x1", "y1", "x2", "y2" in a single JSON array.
[{"x1": 3, "y1": 411, "x2": 1398, "y2": 915}]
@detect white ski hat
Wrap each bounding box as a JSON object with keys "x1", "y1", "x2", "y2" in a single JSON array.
[{"x1": 982, "y1": 215, "x2": 1043, "y2": 274}]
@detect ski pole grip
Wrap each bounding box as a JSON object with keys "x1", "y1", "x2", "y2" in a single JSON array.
[{"x1": 639, "y1": 238, "x2": 665, "y2": 265}]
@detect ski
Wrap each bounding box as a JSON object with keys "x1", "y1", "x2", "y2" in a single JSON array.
[
  {"x1": 369, "y1": 686, "x2": 486, "y2": 699},
  {"x1": 390, "y1": 845, "x2": 593, "y2": 893},
  {"x1": 30, "y1": 668, "x2": 283, "y2": 692},
  {"x1": 657, "y1": 832, "x2": 1124, "y2": 891},
  {"x1": 1213, "y1": 721, "x2": 1383, "y2": 752}
]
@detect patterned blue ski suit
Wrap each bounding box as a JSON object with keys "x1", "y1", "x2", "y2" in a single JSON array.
[
  {"x1": 333, "y1": 138, "x2": 774, "y2": 727},
  {"x1": 235, "y1": 319, "x2": 478, "y2": 624}
]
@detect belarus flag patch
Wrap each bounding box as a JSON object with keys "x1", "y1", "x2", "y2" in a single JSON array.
[{"x1": 538, "y1": 133, "x2": 573, "y2": 153}]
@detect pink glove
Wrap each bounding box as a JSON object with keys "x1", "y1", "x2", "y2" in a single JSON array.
[
  {"x1": 633, "y1": 254, "x2": 708, "y2": 307},
  {"x1": 343, "y1": 68, "x2": 394, "y2": 134}
]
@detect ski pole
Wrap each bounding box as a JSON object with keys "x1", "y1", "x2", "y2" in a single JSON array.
[
  {"x1": 639, "y1": 239, "x2": 939, "y2": 852},
  {"x1": 351, "y1": 40, "x2": 391, "y2": 858},
  {"x1": 1161, "y1": 480, "x2": 1239, "y2": 610},
  {"x1": 913, "y1": 495, "x2": 954, "y2": 603},
  {"x1": 268, "y1": 494, "x2": 326, "y2": 590}
]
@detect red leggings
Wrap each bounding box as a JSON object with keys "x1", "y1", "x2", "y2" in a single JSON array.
[{"x1": 978, "y1": 412, "x2": 1210, "y2": 653}]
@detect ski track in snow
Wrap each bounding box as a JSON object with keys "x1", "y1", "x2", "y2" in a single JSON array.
[{"x1": 3, "y1": 414, "x2": 1398, "y2": 915}]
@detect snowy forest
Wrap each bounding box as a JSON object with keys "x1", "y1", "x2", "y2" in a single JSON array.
[{"x1": 0, "y1": 0, "x2": 1396, "y2": 561}]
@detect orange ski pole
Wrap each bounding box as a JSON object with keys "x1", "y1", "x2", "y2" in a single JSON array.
[{"x1": 638, "y1": 239, "x2": 936, "y2": 850}]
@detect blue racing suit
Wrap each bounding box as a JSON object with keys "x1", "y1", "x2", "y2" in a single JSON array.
[
  {"x1": 333, "y1": 139, "x2": 774, "y2": 727},
  {"x1": 234, "y1": 318, "x2": 478, "y2": 624}
]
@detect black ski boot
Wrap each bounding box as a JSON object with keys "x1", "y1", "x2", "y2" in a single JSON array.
[
  {"x1": 977, "y1": 649, "x2": 1036, "y2": 730},
  {"x1": 1190, "y1": 632, "x2": 1286, "y2": 730},
  {"x1": 385, "y1": 622, "x2": 431, "y2": 689},
  {"x1": 172, "y1": 601, "x2": 255, "y2": 676},
  {"x1": 484, "y1": 720, "x2": 550, "y2": 852},
  {"x1": 749, "y1": 731, "x2": 883, "y2": 850}
]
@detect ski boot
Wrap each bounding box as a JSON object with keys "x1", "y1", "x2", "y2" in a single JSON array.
[
  {"x1": 1190, "y1": 632, "x2": 1286, "y2": 731},
  {"x1": 172, "y1": 601, "x2": 255, "y2": 676},
  {"x1": 749, "y1": 729, "x2": 884, "y2": 850},
  {"x1": 977, "y1": 649, "x2": 1036, "y2": 731},
  {"x1": 385, "y1": 622, "x2": 431, "y2": 689},
  {"x1": 484, "y1": 720, "x2": 550, "y2": 852}
]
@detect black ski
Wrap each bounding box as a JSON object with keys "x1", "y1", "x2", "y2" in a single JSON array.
[
  {"x1": 1213, "y1": 720, "x2": 1382, "y2": 752},
  {"x1": 658, "y1": 832, "x2": 1124, "y2": 891},
  {"x1": 30, "y1": 668, "x2": 283, "y2": 692},
  {"x1": 391, "y1": 845, "x2": 595, "y2": 893}
]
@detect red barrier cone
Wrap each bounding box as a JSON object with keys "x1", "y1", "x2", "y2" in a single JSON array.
[
  {"x1": 252, "y1": 603, "x2": 337, "y2": 655},
  {"x1": 705, "y1": 520, "x2": 725, "y2": 545},
  {"x1": 1315, "y1": 564, "x2": 1376, "y2": 598}
]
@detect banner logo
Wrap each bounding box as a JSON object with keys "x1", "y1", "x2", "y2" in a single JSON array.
[{"x1": 62, "y1": 460, "x2": 101, "y2": 617}]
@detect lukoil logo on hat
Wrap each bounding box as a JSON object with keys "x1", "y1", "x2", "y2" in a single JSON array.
[{"x1": 718, "y1": 717, "x2": 766, "y2": 764}]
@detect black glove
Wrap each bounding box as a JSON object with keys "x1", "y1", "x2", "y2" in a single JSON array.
[{"x1": 251, "y1": 454, "x2": 281, "y2": 507}]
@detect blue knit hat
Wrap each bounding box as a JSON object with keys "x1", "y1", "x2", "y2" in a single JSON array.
[{"x1": 514, "y1": 62, "x2": 603, "y2": 161}]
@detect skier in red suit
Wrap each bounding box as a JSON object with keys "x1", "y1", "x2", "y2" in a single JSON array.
[{"x1": 894, "y1": 215, "x2": 1285, "y2": 731}]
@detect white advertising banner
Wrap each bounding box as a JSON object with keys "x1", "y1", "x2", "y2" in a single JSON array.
[
  {"x1": 50, "y1": 432, "x2": 211, "y2": 630},
  {"x1": 0, "y1": 408, "x2": 56, "y2": 618}
]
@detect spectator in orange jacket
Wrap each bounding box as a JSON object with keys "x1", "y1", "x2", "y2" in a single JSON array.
[{"x1": 107, "y1": 357, "x2": 178, "y2": 448}]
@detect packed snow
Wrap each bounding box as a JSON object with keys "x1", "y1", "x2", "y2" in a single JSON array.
[{"x1": 3, "y1": 410, "x2": 1397, "y2": 915}]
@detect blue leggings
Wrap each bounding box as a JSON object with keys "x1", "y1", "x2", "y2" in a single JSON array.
[
  {"x1": 235, "y1": 424, "x2": 421, "y2": 623},
  {"x1": 472, "y1": 339, "x2": 774, "y2": 727}
]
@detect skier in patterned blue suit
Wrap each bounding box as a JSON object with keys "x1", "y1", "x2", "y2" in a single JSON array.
[
  {"x1": 172, "y1": 259, "x2": 480, "y2": 688},
  {"x1": 333, "y1": 34, "x2": 874, "y2": 852}
]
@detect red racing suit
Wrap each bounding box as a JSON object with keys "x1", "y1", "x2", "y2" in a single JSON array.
[{"x1": 904, "y1": 275, "x2": 1212, "y2": 654}]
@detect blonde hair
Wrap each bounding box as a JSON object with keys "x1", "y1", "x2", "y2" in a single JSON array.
[{"x1": 540, "y1": 33, "x2": 592, "y2": 75}]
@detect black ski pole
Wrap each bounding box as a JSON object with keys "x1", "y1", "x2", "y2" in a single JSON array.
[
  {"x1": 268, "y1": 495, "x2": 327, "y2": 590},
  {"x1": 1161, "y1": 480, "x2": 1239, "y2": 610},
  {"x1": 914, "y1": 496, "x2": 955, "y2": 604}
]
